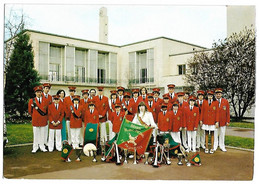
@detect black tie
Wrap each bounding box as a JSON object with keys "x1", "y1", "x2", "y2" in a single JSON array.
[
  {"x1": 55, "y1": 104, "x2": 58, "y2": 110},
  {"x1": 149, "y1": 102, "x2": 152, "y2": 108},
  {"x1": 91, "y1": 110, "x2": 93, "y2": 114},
  {"x1": 113, "y1": 100, "x2": 115, "y2": 104},
  {"x1": 39, "y1": 98, "x2": 41, "y2": 104},
  {"x1": 190, "y1": 107, "x2": 192, "y2": 111},
  {"x1": 143, "y1": 96, "x2": 145, "y2": 100},
  {"x1": 75, "y1": 105, "x2": 78, "y2": 110},
  {"x1": 126, "y1": 102, "x2": 128, "y2": 106},
  {"x1": 209, "y1": 101, "x2": 211, "y2": 106},
  {"x1": 155, "y1": 98, "x2": 157, "y2": 102},
  {"x1": 117, "y1": 112, "x2": 119, "y2": 116},
  {"x1": 163, "y1": 111, "x2": 165, "y2": 116},
  {"x1": 100, "y1": 96, "x2": 102, "y2": 100}
]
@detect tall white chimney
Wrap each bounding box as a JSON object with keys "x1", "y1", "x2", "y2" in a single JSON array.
[{"x1": 99, "y1": 7, "x2": 108, "y2": 43}]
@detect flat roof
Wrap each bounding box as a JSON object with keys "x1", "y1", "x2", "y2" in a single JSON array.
[{"x1": 22, "y1": 29, "x2": 207, "y2": 49}]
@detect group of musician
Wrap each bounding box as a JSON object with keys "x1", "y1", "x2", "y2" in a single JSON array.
[{"x1": 28, "y1": 83, "x2": 230, "y2": 155}]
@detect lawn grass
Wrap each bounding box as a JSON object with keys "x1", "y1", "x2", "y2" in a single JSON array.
[
  {"x1": 6, "y1": 123, "x2": 33, "y2": 145},
  {"x1": 229, "y1": 122, "x2": 254, "y2": 129},
  {"x1": 225, "y1": 135, "x2": 254, "y2": 150}
]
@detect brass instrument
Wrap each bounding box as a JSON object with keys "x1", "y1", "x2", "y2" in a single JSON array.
[{"x1": 153, "y1": 142, "x2": 159, "y2": 168}]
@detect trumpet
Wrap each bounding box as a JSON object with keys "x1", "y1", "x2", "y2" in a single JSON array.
[
  {"x1": 153, "y1": 142, "x2": 159, "y2": 168},
  {"x1": 115, "y1": 142, "x2": 121, "y2": 165}
]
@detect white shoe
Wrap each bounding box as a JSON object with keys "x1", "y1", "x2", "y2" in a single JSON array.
[
  {"x1": 41, "y1": 148, "x2": 47, "y2": 152},
  {"x1": 205, "y1": 149, "x2": 209, "y2": 154},
  {"x1": 66, "y1": 158, "x2": 71, "y2": 162},
  {"x1": 201, "y1": 146, "x2": 206, "y2": 149},
  {"x1": 31, "y1": 149, "x2": 38, "y2": 153},
  {"x1": 210, "y1": 149, "x2": 214, "y2": 154},
  {"x1": 221, "y1": 148, "x2": 227, "y2": 152}
]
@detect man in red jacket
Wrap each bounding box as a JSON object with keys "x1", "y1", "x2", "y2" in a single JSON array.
[
  {"x1": 80, "y1": 89, "x2": 89, "y2": 146},
  {"x1": 146, "y1": 93, "x2": 158, "y2": 123},
  {"x1": 69, "y1": 95, "x2": 83, "y2": 149},
  {"x1": 152, "y1": 88, "x2": 163, "y2": 106},
  {"x1": 84, "y1": 99, "x2": 99, "y2": 126},
  {"x1": 183, "y1": 95, "x2": 199, "y2": 152},
  {"x1": 117, "y1": 86, "x2": 125, "y2": 103},
  {"x1": 166, "y1": 84, "x2": 178, "y2": 104},
  {"x1": 28, "y1": 86, "x2": 48, "y2": 153},
  {"x1": 196, "y1": 90, "x2": 206, "y2": 150},
  {"x1": 170, "y1": 102, "x2": 183, "y2": 143},
  {"x1": 122, "y1": 92, "x2": 134, "y2": 121},
  {"x1": 110, "y1": 103, "x2": 125, "y2": 134},
  {"x1": 214, "y1": 88, "x2": 230, "y2": 152},
  {"x1": 93, "y1": 87, "x2": 110, "y2": 141},
  {"x1": 130, "y1": 88, "x2": 141, "y2": 114},
  {"x1": 42, "y1": 83, "x2": 52, "y2": 148},
  {"x1": 48, "y1": 95, "x2": 65, "y2": 152},
  {"x1": 157, "y1": 103, "x2": 172, "y2": 135},
  {"x1": 64, "y1": 86, "x2": 76, "y2": 145}
]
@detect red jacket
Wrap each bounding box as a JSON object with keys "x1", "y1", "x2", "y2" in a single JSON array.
[
  {"x1": 64, "y1": 96, "x2": 74, "y2": 120},
  {"x1": 80, "y1": 98, "x2": 90, "y2": 121},
  {"x1": 48, "y1": 102, "x2": 65, "y2": 129},
  {"x1": 183, "y1": 106, "x2": 199, "y2": 131},
  {"x1": 138, "y1": 95, "x2": 148, "y2": 103},
  {"x1": 84, "y1": 109, "x2": 99, "y2": 127},
  {"x1": 196, "y1": 99, "x2": 206, "y2": 119},
  {"x1": 171, "y1": 110, "x2": 183, "y2": 132},
  {"x1": 166, "y1": 93, "x2": 178, "y2": 104},
  {"x1": 156, "y1": 102, "x2": 173, "y2": 114},
  {"x1": 157, "y1": 111, "x2": 172, "y2": 132},
  {"x1": 69, "y1": 104, "x2": 83, "y2": 128},
  {"x1": 154, "y1": 97, "x2": 163, "y2": 106},
  {"x1": 110, "y1": 111, "x2": 125, "y2": 133},
  {"x1": 122, "y1": 100, "x2": 134, "y2": 121},
  {"x1": 145, "y1": 100, "x2": 158, "y2": 123},
  {"x1": 200, "y1": 100, "x2": 219, "y2": 125},
  {"x1": 28, "y1": 97, "x2": 48, "y2": 127},
  {"x1": 108, "y1": 98, "x2": 120, "y2": 120},
  {"x1": 129, "y1": 97, "x2": 142, "y2": 115},
  {"x1": 93, "y1": 95, "x2": 109, "y2": 122},
  {"x1": 42, "y1": 93, "x2": 52, "y2": 105},
  {"x1": 217, "y1": 98, "x2": 230, "y2": 126}
]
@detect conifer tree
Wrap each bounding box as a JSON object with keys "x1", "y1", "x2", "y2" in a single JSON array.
[{"x1": 4, "y1": 32, "x2": 41, "y2": 118}]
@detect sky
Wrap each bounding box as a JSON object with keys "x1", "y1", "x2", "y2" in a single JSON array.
[{"x1": 4, "y1": 4, "x2": 227, "y2": 48}]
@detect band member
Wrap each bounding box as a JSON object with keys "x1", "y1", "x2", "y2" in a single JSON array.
[
  {"x1": 28, "y1": 86, "x2": 48, "y2": 153},
  {"x1": 166, "y1": 84, "x2": 178, "y2": 104},
  {"x1": 42, "y1": 83, "x2": 52, "y2": 147},
  {"x1": 196, "y1": 90, "x2": 206, "y2": 150},
  {"x1": 89, "y1": 88, "x2": 96, "y2": 99},
  {"x1": 130, "y1": 88, "x2": 141, "y2": 114},
  {"x1": 132, "y1": 101, "x2": 157, "y2": 142},
  {"x1": 176, "y1": 92, "x2": 189, "y2": 110},
  {"x1": 57, "y1": 89, "x2": 67, "y2": 141},
  {"x1": 48, "y1": 95, "x2": 65, "y2": 152},
  {"x1": 108, "y1": 90, "x2": 118, "y2": 118},
  {"x1": 122, "y1": 92, "x2": 134, "y2": 121},
  {"x1": 170, "y1": 102, "x2": 183, "y2": 143},
  {"x1": 201, "y1": 90, "x2": 219, "y2": 154},
  {"x1": 183, "y1": 91, "x2": 190, "y2": 102},
  {"x1": 214, "y1": 88, "x2": 230, "y2": 152},
  {"x1": 93, "y1": 87, "x2": 110, "y2": 141},
  {"x1": 138, "y1": 86, "x2": 148, "y2": 102},
  {"x1": 64, "y1": 86, "x2": 76, "y2": 145},
  {"x1": 152, "y1": 88, "x2": 163, "y2": 106},
  {"x1": 145, "y1": 93, "x2": 158, "y2": 123},
  {"x1": 110, "y1": 103, "x2": 125, "y2": 135},
  {"x1": 157, "y1": 103, "x2": 172, "y2": 135},
  {"x1": 117, "y1": 86, "x2": 125, "y2": 103},
  {"x1": 68, "y1": 95, "x2": 83, "y2": 149},
  {"x1": 80, "y1": 89, "x2": 89, "y2": 146},
  {"x1": 84, "y1": 99, "x2": 99, "y2": 126},
  {"x1": 183, "y1": 95, "x2": 199, "y2": 152},
  {"x1": 157, "y1": 94, "x2": 172, "y2": 112}
]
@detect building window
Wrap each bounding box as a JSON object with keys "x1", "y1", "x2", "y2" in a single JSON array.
[
  {"x1": 178, "y1": 65, "x2": 186, "y2": 75},
  {"x1": 97, "y1": 69, "x2": 105, "y2": 83},
  {"x1": 129, "y1": 48, "x2": 154, "y2": 84},
  {"x1": 76, "y1": 66, "x2": 85, "y2": 82},
  {"x1": 49, "y1": 63, "x2": 60, "y2": 81}
]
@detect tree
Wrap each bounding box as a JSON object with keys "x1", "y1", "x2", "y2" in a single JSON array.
[
  {"x1": 4, "y1": 32, "x2": 41, "y2": 119},
  {"x1": 185, "y1": 27, "x2": 255, "y2": 121}
]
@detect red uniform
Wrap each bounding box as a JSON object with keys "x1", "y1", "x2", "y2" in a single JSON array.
[
  {"x1": 183, "y1": 106, "x2": 200, "y2": 131},
  {"x1": 64, "y1": 96, "x2": 74, "y2": 120},
  {"x1": 28, "y1": 97, "x2": 48, "y2": 127},
  {"x1": 43, "y1": 93, "x2": 52, "y2": 105},
  {"x1": 200, "y1": 100, "x2": 219, "y2": 125},
  {"x1": 117, "y1": 95, "x2": 125, "y2": 104},
  {"x1": 122, "y1": 100, "x2": 134, "y2": 121},
  {"x1": 166, "y1": 93, "x2": 178, "y2": 104},
  {"x1": 156, "y1": 102, "x2": 172, "y2": 113},
  {"x1": 129, "y1": 97, "x2": 142, "y2": 115},
  {"x1": 157, "y1": 111, "x2": 172, "y2": 131},
  {"x1": 48, "y1": 102, "x2": 65, "y2": 129},
  {"x1": 108, "y1": 98, "x2": 120, "y2": 120},
  {"x1": 93, "y1": 95, "x2": 109, "y2": 122},
  {"x1": 138, "y1": 95, "x2": 148, "y2": 103},
  {"x1": 146, "y1": 100, "x2": 158, "y2": 123},
  {"x1": 110, "y1": 111, "x2": 125, "y2": 133},
  {"x1": 154, "y1": 97, "x2": 163, "y2": 106},
  {"x1": 171, "y1": 110, "x2": 183, "y2": 132},
  {"x1": 197, "y1": 99, "x2": 206, "y2": 119},
  {"x1": 84, "y1": 109, "x2": 99, "y2": 127},
  {"x1": 80, "y1": 98, "x2": 89, "y2": 121},
  {"x1": 69, "y1": 104, "x2": 83, "y2": 128},
  {"x1": 217, "y1": 98, "x2": 230, "y2": 126}
]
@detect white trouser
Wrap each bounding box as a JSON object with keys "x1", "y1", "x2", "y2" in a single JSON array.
[
  {"x1": 33, "y1": 126, "x2": 45, "y2": 151},
  {"x1": 196, "y1": 124, "x2": 205, "y2": 148},
  {"x1": 79, "y1": 123, "x2": 85, "y2": 145},
  {"x1": 66, "y1": 120, "x2": 72, "y2": 145},
  {"x1": 214, "y1": 126, "x2": 226, "y2": 150},
  {"x1": 100, "y1": 121, "x2": 113, "y2": 142},
  {"x1": 181, "y1": 128, "x2": 188, "y2": 148},
  {"x1": 187, "y1": 131, "x2": 197, "y2": 152},
  {"x1": 170, "y1": 132, "x2": 181, "y2": 143},
  {"x1": 44, "y1": 123, "x2": 49, "y2": 145},
  {"x1": 71, "y1": 128, "x2": 81, "y2": 149},
  {"x1": 48, "y1": 129, "x2": 62, "y2": 151}
]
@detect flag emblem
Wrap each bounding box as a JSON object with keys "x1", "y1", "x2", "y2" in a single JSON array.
[
  {"x1": 89, "y1": 128, "x2": 94, "y2": 132},
  {"x1": 63, "y1": 148, "x2": 68, "y2": 154}
]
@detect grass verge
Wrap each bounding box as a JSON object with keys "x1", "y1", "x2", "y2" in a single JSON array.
[
  {"x1": 225, "y1": 135, "x2": 254, "y2": 150},
  {"x1": 229, "y1": 122, "x2": 254, "y2": 129}
]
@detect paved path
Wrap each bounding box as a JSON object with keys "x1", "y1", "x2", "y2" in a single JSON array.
[
  {"x1": 225, "y1": 127, "x2": 254, "y2": 138},
  {"x1": 17, "y1": 148, "x2": 253, "y2": 180}
]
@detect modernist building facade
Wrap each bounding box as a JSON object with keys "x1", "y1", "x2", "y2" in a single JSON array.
[{"x1": 26, "y1": 29, "x2": 206, "y2": 96}]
